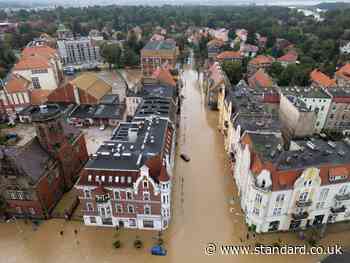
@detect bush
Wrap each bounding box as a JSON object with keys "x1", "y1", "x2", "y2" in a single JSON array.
[{"x1": 113, "y1": 240, "x2": 121, "y2": 249}]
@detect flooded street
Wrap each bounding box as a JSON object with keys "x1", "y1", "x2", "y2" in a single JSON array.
[{"x1": 0, "y1": 66, "x2": 349, "y2": 263}]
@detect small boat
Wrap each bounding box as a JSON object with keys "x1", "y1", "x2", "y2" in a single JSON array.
[
  {"x1": 180, "y1": 154, "x2": 190, "y2": 162},
  {"x1": 151, "y1": 245, "x2": 167, "y2": 256}
]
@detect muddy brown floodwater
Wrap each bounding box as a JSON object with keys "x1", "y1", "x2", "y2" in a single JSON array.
[{"x1": 1, "y1": 67, "x2": 350, "y2": 263}]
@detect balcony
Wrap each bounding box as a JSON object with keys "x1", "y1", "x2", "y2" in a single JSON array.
[
  {"x1": 330, "y1": 205, "x2": 346, "y2": 214},
  {"x1": 335, "y1": 193, "x2": 350, "y2": 201},
  {"x1": 296, "y1": 200, "x2": 312, "y2": 207},
  {"x1": 292, "y1": 211, "x2": 309, "y2": 220}
]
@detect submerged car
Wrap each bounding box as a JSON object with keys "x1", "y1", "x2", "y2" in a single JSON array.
[
  {"x1": 151, "y1": 245, "x2": 167, "y2": 256},
  {"x1": 180, "y1": 154, "x2": 190, "y2": 162}
]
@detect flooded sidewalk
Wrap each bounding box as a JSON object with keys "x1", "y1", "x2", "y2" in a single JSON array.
[{"x1": 0, "y1": 67, "x2": 349, "y2": 263}]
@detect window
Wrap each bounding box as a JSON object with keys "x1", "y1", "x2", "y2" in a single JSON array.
[
  {"x1": 129, "y1": 219, "x2": 136, "y2": 227},
  {"x1": 319, "y1": 188, "x2": 329, "y2": 201},
  {"x1": 32, "y1": 77, "x2": 41, "y2": 89},
  {"x1": 316, "y1": 202, "x2": 325, "y2": 209},
  {"x1": 126, "y1": 191, "x2": 133, "y2": 200},
  {"x1": 253, "y1": 208, "x2": 259, "y2": 216},
  {"x1": 15, "y1": 207, "x2": 22, "y2": 214},
  {"x1": 143, "y1": 180, "x2": 149, "y2": 188},
  {"x1": 116, "y1": 204, "x2": 123, "y2": 213},
  {"x1": 86, "y1": 203, "x2": 93, "y2": 211},
  {"x1": 143, "y1": 192, "x2": 150, "y2": 201},
  {"x1": 272, "y1": 207, "x2": 282, "y2": 216},
  {"x1": 339, "y1": 185, "x2": 348, "y2": 195},
  {"x1": 90, "y1": 216, "x2": 96, "y2": 223},
  {"x1": 114, "y1": 191, "x2": 120, "y2": 200},
  {"x1": 144, "y1": 205, "x2": 151, "y2": 215},
  {"x1": 299, "y1": 191, "x2": 308, "y2": 202},
  {"x1": 29, "y1": 208, "x2": 35, "y2": 215},
  {"x1": 84, "y1": 190, "x2": 92, "y2": 199},
  {"x1": 121, "y1": 176, "x2": 125, "y2": 183},
  {"x1": 128, "y1": 205, "x2": 134, "y2": 214},
  {"x1": 255, "y1": 193, "x2": 262, "y2": 204},
  {"x1": 127, "y1": 177, "x2": 132, "y2": 184}
]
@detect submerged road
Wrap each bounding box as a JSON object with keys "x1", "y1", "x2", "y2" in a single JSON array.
[{"x1": 0, "y1": 65, "x2": 349, "y2": 263}]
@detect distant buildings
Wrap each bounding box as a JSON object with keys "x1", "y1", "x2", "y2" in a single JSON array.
[
  {"x1": 240, "y1": 43, "x2": 259, "y2": 58},
  {"x1": 57, "y1": 38, "x2": 102, "y2": 66},
  {"x1": 209, "y1": 28, "x2": 229, "y2": 42},
  {"x1": 207, "y1": 39, "x2": 225, "y2": 59},
  {"x1": 335, "y1": 64, "x2": 350, "y2": 88},
  {"x1": 141, "y1": 40, "x2": 178, "y2": 76},
  {"x1": 216, "y1": 51, "x2": 243, "y2": 64},
  {"x1": 0, "y1": 104, "x2": 88, "y2": 219},
  {"x1": 277, "y1": 51, "x2": 298, "y2": 67},
  {"x1": 247, "y1": 55, "x2": 274, "y2": 76}
]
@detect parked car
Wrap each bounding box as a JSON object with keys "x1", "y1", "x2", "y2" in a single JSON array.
[
  {"x1": 99, "y1": 124, "x2": 106, "y2": 130},
  {"x1": 63, "y1": 66, "x2": 75, "y2": 75}
]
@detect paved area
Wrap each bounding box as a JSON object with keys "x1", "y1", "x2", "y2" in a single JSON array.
[
  {"x1": 1, "y1": 124, "x2": 36, "y2": 146},
  {"x1": 82, "y1": 126, "x2": 113, "y2": 154}
]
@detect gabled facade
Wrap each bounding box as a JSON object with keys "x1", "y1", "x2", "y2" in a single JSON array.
[{"x1": 234, "y1": 132, "x2": 350, "y2": 233}]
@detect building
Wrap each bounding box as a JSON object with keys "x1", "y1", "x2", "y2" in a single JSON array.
[
  {"x1": 218, "y1": 80, "x2": 280, "y2": 156},
  {"x1": 48, "y1": 73, "x2": 112, "y2": 105},
  {"x1": 207, "y1": 39, "x2": 225, "y2": 59},
  {"x1": 204, "y1": 62, "x2": 227, "y2": 110},
  {"x1": 323, "y1": 86, "x2": 350, "y2": 133},
  {"x1": 234, "y1": 131, "x2": 350, "y2": 233},
  {"x1": 209, "y1": 28, "x2": 229, "y2": 42},
  {"x1": 240, "y1": 43, "x2": 259, "y2": 58},
  {"x1": 56, "y1": 23, "x2": 73, "y2": 40},
  {"x1": 75, "y1": 114, "x2": 176, "y2": 230},
  {"x1": 277, "y1": 51, "x2": 298, "y2": 67},
  {"x1": 279, "y1": 86, "x2": 332, "y2": 133},
  {"x1": 310, "y1": 69, "x2": 336, "y2": 89},
  {"x1": 235, "y1": 29, "x2": 248, "y2": 42},
  {"x1": 248, "y1": 69, "x2": 273, "y2": 89},
  {"x1": 0, "y1": 104, "x2": 88, "y2": 219},
  {"x1": 68, "y1": 95, "x2": 125, "y2": 127},
  {"x1": 339, "y1": 41, "x2": 350, "y2": 55},
  {"x1": 141, "y1": 40, "x2": 178, "y2": 76},
  {"x1": 279, "y1": 90, "x2": 316, "y2": 138},
  {"x1": 335, "y1": 64, "x2": 350, "y2": 88},
  {"x1": 216, "y1": 51, "x2": 243, "y2": 64},
  {"x1": 12, "y1": 45, "x2": 62, "y2": 91},
  {"x1": 247, "y1": 55, "x2": 274, "y2": 77},
  {"x1": 1, "y1": 74, "x2": 32, "y2": 115},
  {"x1": 57, "y1": 37, "x2": 102, "y2": 66}
]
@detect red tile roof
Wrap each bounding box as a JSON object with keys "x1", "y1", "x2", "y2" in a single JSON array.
[
  {"x1": 14, "y1": 45, "x2": 57, "y2": 71},
  {"x1": 277, "y1": 51, "x2": 298, "y2": 63},
  {"x1": 152, "y1": 67, "x2": 176, "y2": 87},
  {"x1": 336, "y1": 63, "x2": 350, "y2": 80},
  {"x1": 5, "y1": 74, "x2": 31, "y2": 93},
  {"x1": 248, "y1": 69, "x2": 273, "y2": 89},
  {"x1": 249, "y1": 55, "x2": 274, "y2": 65},
  {"x1": 14, "y1": 55, "x2": 50, "y2": 70},
  {"x1": 158, "y1": 165, "x2": 169, "y2": 182},
  {"x1": 216, "y1": 51, "x2": 242, "y2": 60},
  {"x1": 22, "y1": 45, "x2": 57, "y2": 59},
  {"x1": 310, "y1": 69, "x2": 336, "y2": 88},
  {"x1": 208, "y1": 62, "x2": 224, "y2": 88},
  {"x1": 30, "y1": 89, "x2": 51, "y2": 105}
]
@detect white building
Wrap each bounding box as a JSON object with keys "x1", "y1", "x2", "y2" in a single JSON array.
[
  {"x1": 340, "y1": 41, "x2": 350, "y2": 55},
  {"x1": 234, "y1": 132, "x2": 350, "y2": 233},
  {"x1": 12, "y1": 45, "x2": 62, "y2": 91},
  {"x1": 57, "y1": 37, "x2": 102, "y2": 66}
]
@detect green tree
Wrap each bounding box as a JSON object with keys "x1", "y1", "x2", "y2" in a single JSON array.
[
  {"x1": 268, "y1": 62, "x2": 284, "y2": 80},
  {"x1": 100, "y1": 43, "x2": 122, "y2": 69},
  {"x1": 122, "y1": 47, "x2": 139, "y2": 67},
  {"x1": 221, "y1": 61, "x2": 242, "y2": 85}
]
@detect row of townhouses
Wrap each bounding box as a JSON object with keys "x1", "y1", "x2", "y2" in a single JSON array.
[{"x1": 205, "y1": 60, "x2": 350, "y2": 233}]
